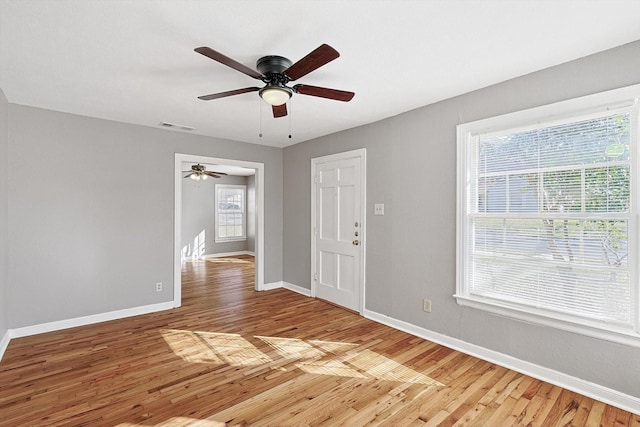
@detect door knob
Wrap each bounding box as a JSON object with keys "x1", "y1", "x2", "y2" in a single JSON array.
[{"x1": 352, "y1": 240, "x2": 360, "y2": 246}]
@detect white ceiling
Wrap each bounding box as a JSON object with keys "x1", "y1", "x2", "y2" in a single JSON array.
[{"x1": 1, "y1": 0, "x2": 640, "y2": 148}]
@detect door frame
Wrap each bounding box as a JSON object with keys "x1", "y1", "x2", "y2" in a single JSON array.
[
  {"x1": 310, "y1": 148, "x2": 367, "y2": 313},
  {"x1": 174, "y1": 153, "x2": 265, "y2": 307}
]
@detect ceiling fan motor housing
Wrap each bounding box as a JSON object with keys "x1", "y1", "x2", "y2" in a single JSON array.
[{"x1": 257, "y1": 55, "x2": 292, "y2": 84}]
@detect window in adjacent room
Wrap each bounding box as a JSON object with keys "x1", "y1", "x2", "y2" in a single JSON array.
[
  {"x1": 215, "y1": 184, "x2": 246, "y2": 242},
  {"x1": 456, "y1": 84, "x2": 640, "y2": 346}
]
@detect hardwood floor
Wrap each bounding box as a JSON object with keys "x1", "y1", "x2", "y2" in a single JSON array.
[{"x1": 0, "y1": 255, "x2": 638, "y2": 426}]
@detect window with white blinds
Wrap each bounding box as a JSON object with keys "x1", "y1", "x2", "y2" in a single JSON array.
[
  {"x1": 456, "y1": 85, "x2": 640, "y2": 345},
  {"x1": 215, "y1": 184, "x2": 246, "y2": 242}
]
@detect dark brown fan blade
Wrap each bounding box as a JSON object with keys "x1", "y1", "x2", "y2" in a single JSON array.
[
  {"x1": 272, "y1": 104, "x2": 287, "y2": 118},
  {"x1": 284, "y1": 44, "x2": 339, "y2": 81},
  {"x1": 195, "y1": 47, "x2": 263, "y2": 79},
  {"x1": 293, "y1": 84, "x2": 355, "y2": 102},
  {"x1": 198, "y1": 87, "x2": 260, "y2": 101},
  {"x1": 203, "y1": 171, "x2": 226, "y2": 178},
  {"x1": 183, "y1": 173, "x2": 193, "y2": 179}
]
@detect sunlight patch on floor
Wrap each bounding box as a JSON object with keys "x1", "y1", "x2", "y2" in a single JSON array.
[
  {"x1": 160, "y1": 329, "x2": 272, "y2": 366},
  {"x1": 161, "y1": 329, "x2": 443, "y2": 386},
  {"x1": 257, "y1": 335, "x2": 366, "y2": 379},
  {"x1": 348, "y1": 349, "x2": 443, "y2": 385},
  {"x1": 257, "y1": 335, "x2": 330, "y2": 359}
]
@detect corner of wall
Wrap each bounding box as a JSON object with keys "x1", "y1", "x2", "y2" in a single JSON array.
[{"x1": 0, "y1": 87, "x2": 9, "y2": 357}]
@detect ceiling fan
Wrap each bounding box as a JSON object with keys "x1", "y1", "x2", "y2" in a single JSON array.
[
  {"x1": 195, "y1": 44, "x2": 355, "y2": 118},
  {"x1": 183, "y1": 164, "x2": 227, "y2": 181}
]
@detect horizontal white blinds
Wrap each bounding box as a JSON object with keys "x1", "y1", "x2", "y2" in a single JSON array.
[
  {"x1": 216, "y1": 186, "x2": 245, "y2": 240},
  {"x1": 468, "y1": 111, "x2": 632, "y2": 325}
]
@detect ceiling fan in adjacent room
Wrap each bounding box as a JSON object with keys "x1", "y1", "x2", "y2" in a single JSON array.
[
  {"x1": 194, "y1": 44, "x2": 355, "y2": 118},
  {"x1": 183, "y1": 164, "x2": 227, "y2": 181}
]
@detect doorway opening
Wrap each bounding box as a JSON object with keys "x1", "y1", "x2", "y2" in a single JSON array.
[{"x1": 174, "y1": 153, "x2": 265, "y2": 307}]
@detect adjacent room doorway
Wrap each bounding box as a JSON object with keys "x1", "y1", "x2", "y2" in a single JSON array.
[
  {"x1": 311, "y1": 149, "x2": 366, "y2": 312},
  {"x1": 174, "y1": 153, "x2": 265, "y2": 308}
]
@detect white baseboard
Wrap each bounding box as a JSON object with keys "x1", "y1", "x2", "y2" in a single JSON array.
[
  {"x1": 283, "y1": 282, "x2": 312, "y2": 297},
  {"x1": 203, "y1": 251, "x2": 255, "y2": 259},
  {"x1": 363, "y1": 309, "x2": 640, "y2": 416},
  {"x1": 0, "y1": 330, "x2": 10, "y2": 362},
  {"x1": 263, "y1": 281, "x2": 284, "y2": 291},
  {"x1": 261, "y1": 281, "x2": 312, "y2": 297},
  {"x1": 262, "y1": 281, "x2": 312, "y2": 297},
  {"x1": 8, "y1": 301, "x2": 174, "y2": 340}
]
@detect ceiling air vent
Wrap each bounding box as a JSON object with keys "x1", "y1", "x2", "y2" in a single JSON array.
[{"x1": 159, "y1": 121, "x2": 194, "y2": 132}]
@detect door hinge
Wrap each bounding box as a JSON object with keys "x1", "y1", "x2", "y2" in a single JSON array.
[{"x1": 314, "y1": 273, "x2": 318, "y2": 281}]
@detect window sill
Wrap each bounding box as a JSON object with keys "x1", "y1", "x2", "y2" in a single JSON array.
[
  {"x1": 454, "y1": 294, "x2": 640, "y2": 348},
  {"x1": 214, "y1": 238, "x2": 247, "y2": 244}
]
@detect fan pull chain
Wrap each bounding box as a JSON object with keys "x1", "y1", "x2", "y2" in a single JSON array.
[
  {"x1": 259, "y1": 100, "x2": 263, "y2": 138},
  {"x1": 288, "y1": 98, "x2": 292, "y2": 139}
]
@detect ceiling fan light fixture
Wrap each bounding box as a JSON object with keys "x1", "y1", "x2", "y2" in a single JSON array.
[
  {"x1": 259, "y1": 86, "x2": 292, "y2": 106},
  {"x1": 184, "y1": 163, "x2": 227, "y2": 181}
]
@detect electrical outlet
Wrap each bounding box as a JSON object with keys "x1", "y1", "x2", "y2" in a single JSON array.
[
  {"x1": 374, "y1": 203, "x2": 385, "y2": 215},
  {"x1": 156, "y1": 282, "x2": 163, "y2": 292},
  {"x1": 423, "y1": 298, "x2": 432, "y2": 313}
]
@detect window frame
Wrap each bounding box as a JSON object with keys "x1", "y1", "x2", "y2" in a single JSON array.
[
  {"x1": 214, "y1": 184, "x2": 247, "y2": 243},
  {"x1": 456, "y1": 84, "x2": 640, "y2": 347}
]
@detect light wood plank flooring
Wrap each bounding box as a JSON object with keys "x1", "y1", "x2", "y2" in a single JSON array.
[{"x1": 0, "y1": 255, "x2": 638, "y2": 426}]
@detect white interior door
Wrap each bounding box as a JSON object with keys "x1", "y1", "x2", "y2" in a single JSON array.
[{"x1": 312, "y1": 149, "x2": 365, "y2": 312}]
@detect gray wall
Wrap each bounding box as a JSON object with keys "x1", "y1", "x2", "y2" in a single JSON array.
[
  {"x1": 181, "y1": 173, "x2": 253, "y2": 257},
  {"x1": 0, "y1": 89, "x2": 8, "y2": 339},
  {"x1": 282, "y1": 41, "x2": 640, "y2": 398},
  {"x1": 7, "y1": 105, "x2": 282, "y2": 328}
]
